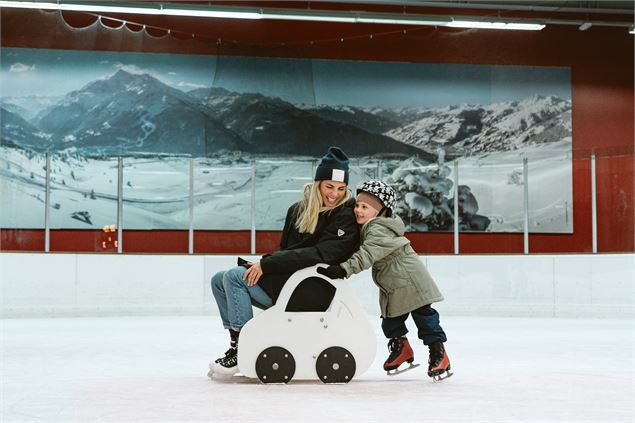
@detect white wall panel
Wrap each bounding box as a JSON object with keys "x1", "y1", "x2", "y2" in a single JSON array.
[
  {"x1": 1, "y1": 253, "x2": 77, "y2": 314},
  {"x1": 1, "y1": 252, "x2": 632, "y2": 318}
]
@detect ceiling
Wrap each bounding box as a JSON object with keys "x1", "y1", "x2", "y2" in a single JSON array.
[
  {"x1": 120, "y1": 0, "x2": 634, "y2": 30},
  {"x1": 2, "y1": 1, "x2": 632, "y2": 31},
  {"x1": 312, "y1": 1, "x2": 634, "y2": 14}
]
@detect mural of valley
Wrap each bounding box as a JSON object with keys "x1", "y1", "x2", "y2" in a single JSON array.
[{"x1": 1, "y1": 48, "x2": 572, "y2": 232}]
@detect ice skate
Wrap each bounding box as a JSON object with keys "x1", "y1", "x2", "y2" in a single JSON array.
[
  {"x1": 212, "y1": 347, "x2": 235, "y2": 365},
  {"x1": 428, "y1": 342, "x2": 452, "y2": 381},
  {"x1": 209, "y1": 346, "x2": 239, "y2": 378},
  {"x1": 384, "y1": 337, "x2": 420, "y2": 376},
  {"x1": 209, "y1": 330, "x2": 240, "y2": 379},
  {"x1": 207, "y1": 347, "x2": 234, "y2": 379}
]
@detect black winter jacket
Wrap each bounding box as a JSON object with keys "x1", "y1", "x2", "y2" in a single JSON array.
[{"x1": 258, "y1": 197, "x2": 359, "y2": 307}]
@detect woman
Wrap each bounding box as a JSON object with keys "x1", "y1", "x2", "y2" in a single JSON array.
[{"x1": 209, "y1": 146, "x2": 359, "y2": 377}]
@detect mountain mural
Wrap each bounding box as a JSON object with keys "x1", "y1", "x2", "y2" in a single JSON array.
[
  {"x1": 1, "y1": 70, "x2": 570, "y2": 162},
  {"x1": 0, "y1": 107, "x2": 51, "y2": 149},
  {"x1": 32, "y1": 70, "x2": 242, "y2": 155},
  {"x1": 384, "y1": 95, "x2": 571, "y2": 156},
  {"x1": 0, "y1": 64, "x2": 572, "y2": 233},
  {"x1": 194, "y1": 88, "x2": 427, "y2": 158}
]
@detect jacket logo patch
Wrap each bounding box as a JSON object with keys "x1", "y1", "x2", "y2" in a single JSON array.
[{"x1": 337, "y1": 229, "x2": 345, "y2": 237}]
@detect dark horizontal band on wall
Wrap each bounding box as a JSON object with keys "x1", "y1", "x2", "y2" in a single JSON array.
[{"x1": 1, "y1": 228, "x2": 631, "y2": 254}]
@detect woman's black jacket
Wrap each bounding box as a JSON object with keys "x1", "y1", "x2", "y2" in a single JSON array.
[{"x1": 258, "y1": 198, "x2": 359, "y2": 309}]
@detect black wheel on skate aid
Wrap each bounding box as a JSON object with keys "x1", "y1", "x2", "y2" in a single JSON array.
[
  {"x1": 255, "y1": 346, "x2": 296, "y2": 384},
  {"x1": 315, "y1": 346, "x2": 356, "y2": 384}
]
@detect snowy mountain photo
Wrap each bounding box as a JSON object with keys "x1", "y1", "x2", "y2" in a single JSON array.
[
  {"x1": 385, "y1": 95, "x2": 571, "y2": 156},
  {"x1": 0, "y1": 48, "x2": 572, "y2": 232}
]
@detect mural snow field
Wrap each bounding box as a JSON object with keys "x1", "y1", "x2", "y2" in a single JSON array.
[{"x1": 0, "y1": 143, "x2": 570, "y2": 232}]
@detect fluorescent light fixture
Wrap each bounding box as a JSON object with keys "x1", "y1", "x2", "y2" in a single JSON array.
[
  {"x1": 160, "y1": 7, "x2": 261, "y2": 20},
  {"x1": 578, "y1": 22, "x2": 592, "y2": 31},
  {"x1": 448, "y1": 20, "x2": 545, "y2": 30},
  {"x1": 260, "y1": 9, "x2": 450, "y2": 25},
  {"x1": 260, "y1": 10, "x2": 357, "y2": 23},
  {"x1": 0, "y1": 1, "x2": 263, "y2": 19},
  {"x1": 355, "y1": 14, "x2": 450, "y2": 26}
]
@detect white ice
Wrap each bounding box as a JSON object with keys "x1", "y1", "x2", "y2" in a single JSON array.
[{"x1": 2, "y1": 315, "x2": 633, "y2": 423}]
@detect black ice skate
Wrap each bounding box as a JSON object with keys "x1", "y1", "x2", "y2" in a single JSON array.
[
  {"x1": 428, "y1": 342, "x2": 453, "y2": 381},
  {"x1": 213, "y1": 347, "x2": 235, "y2": 364},
  {"x1": 208, "y1": 329, "x2": 240, "y2": 379},
  {"x1": 384, "y1": 337, "x2": 420, "y2": 376},
  {"x1": 210, "y1": 346, "x2": 239, "y2": 377}
]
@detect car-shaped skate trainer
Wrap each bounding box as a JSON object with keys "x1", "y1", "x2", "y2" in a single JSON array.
[{"x1": 238, "y1": 265, "x2": 376, "y2": 384}]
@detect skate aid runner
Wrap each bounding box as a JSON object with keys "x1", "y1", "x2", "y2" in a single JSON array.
[{"x1": 318, "y1": 180, "x2": 453, "y2": 381}]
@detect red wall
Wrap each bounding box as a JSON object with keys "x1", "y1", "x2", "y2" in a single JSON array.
[{"x1": 1, "y1": 6, "x2": 633, "y2": 254}]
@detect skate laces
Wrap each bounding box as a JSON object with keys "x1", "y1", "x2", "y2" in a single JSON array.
[
  {"x1": 214, "y1": 347, "x2": 236, "y2": 364},
  {"x1": 428, "y1": 343, "x2": 445, "y2": 365},
  {"x1": 218, "y1": 347, "x2": 237, "y2": 368},
  {"x1": 386, "y1": 337, "x2": 404, "y2": 361}
]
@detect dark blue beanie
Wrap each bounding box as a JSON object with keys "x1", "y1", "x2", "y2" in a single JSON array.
[{"x1": 314, "y1": 147, "x2": 349, "y2": 184}]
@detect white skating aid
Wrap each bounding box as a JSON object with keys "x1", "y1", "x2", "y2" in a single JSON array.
[{"x1": 237, "y1": 265, "x2": 376, "y2": 384}]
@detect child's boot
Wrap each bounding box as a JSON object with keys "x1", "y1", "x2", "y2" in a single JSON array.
[
  {"x1": 383, "y1": 337, "x2": 419, "y2": 375},
  {"x1": 427, "y1": 341, "x2": 453, "y2": 381}
]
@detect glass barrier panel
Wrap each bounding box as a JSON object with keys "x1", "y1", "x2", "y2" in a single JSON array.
[
  {"x1": 527, "y1": 145, "x2": 573, "y2": 234},
  {"x1": 0, "y1": 147, "x2": 46, "y2": 250},
  {"x1": 0, "y1": 147, "x2": 46, "y2": 229},
  {"x1": 349, "y1": 158, "x2": 380, "y2": 191},
  {"x1": 122, "y1": 156, "x2": 190, "y2": 230},
  {"x1": 595, "y1": 146, "x2": 634, "y2": 253},
  {"x1": 382, "y1": 156, "x2": 454, "y2": 232},
  {"x1": 457, "y1": 155, "x2": 526, "y2": 233},
  {"x1": 48, "y1": 155, "x2": 119, "y2": 229},
  {"x1": 255, "y1": 160, "x2": 313, "y2": 231},
  {"x1": 193, "y1": 157, "x2": 252, "y2": 230}
]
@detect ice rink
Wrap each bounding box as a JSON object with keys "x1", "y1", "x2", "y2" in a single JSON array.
[{"x1": 2, "y1": 315, "x2": 633, "y2": 423}]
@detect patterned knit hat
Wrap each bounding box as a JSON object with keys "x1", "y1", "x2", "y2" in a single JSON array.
[
  {"x1": 314, "y1": 147, "x2": 349, "y2": 184},
  {"x1": 356, "y1": 180, "x2": 397, "y2": 216}
]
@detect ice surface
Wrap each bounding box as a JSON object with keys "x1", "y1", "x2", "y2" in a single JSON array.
[{"x1": 2, "y1": 315, "x2": 632, "y2": 422}]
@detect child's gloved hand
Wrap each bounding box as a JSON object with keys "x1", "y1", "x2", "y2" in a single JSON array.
[{"x1": 317, "y1": 265, "x2": 346, "y2": 279}]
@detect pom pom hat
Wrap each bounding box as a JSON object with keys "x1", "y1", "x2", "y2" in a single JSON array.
[{"x1": 314, "y1": 147, "x2": 350, "y2": 184}]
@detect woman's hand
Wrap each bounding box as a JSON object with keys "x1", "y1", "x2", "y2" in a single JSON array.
[{"x1": 243, "y1": 261, "x2": 263, "y2": 286}]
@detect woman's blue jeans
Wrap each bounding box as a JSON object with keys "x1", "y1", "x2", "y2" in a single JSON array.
[{"x1": 211, "y1": 266, "x2": 273, "y2": 331}]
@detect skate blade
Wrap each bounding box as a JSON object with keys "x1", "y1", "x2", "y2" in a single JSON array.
[
  {"x1": 386, "y1": 362, "x2": 420, "y2": 376},
  {"x1": 432, "y1": 370, "x2": 453, "y2": 382},
  {"x1": 207, "y1": 369, "x2": 233, "y2": 380},
  {"x1": 208, "y1": 369, "x2": 247, "y2": 381}
]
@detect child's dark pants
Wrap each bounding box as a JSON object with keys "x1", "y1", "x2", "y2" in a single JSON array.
[{"x1": 381, "y1": 304, "x2": 447, "y2": 346}]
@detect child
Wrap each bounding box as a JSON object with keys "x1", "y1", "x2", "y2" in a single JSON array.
[{"x1": 317, "y1": 180, "x2": 452, "y2": 380}]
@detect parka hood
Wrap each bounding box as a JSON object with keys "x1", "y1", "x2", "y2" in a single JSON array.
[{"x1": 367, "y1": 215, "x2": 405, "y2": 237}]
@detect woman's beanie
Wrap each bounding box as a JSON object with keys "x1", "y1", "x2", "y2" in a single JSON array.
[{"x1": 314, "y1": 146, "x2": 349, "y2": 184}]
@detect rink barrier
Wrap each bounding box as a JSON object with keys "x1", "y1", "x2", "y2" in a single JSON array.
[{"x1": 0, "y1": 253, "x2": 633, "y2": 318}]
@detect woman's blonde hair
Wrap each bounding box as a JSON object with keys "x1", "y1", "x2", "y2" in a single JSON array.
[{"x1": 295, "y1": 181, "x2": 351, "y2": 234}]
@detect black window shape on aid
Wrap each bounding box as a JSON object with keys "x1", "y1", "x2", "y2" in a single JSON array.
[{"x1": 285, "y1": 277, "x2": 336, "y2": 312}]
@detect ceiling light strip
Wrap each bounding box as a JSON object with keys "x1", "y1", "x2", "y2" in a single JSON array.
[
  {"x1": 0, "y1": 0, "x2": 587, "y2": 30},
  {"x1": 448, "y1": 20, "x2": 545, "y2": 30}
]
